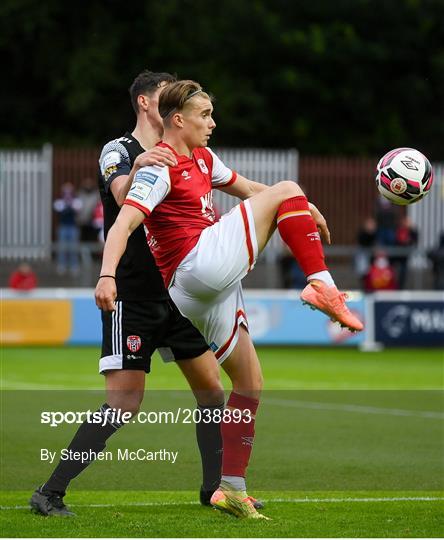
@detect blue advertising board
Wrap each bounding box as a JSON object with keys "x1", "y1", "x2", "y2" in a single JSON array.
[
  {"x1": 244, "y1": 291, "x2": 365, "y2": 346},
  {"x1": 374, "y1": 300, "x2": 444, "y2": 346}
]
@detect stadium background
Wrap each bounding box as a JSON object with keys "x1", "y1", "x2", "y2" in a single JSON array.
[{"x1": 1, "y1": 0, "x2": 443, "y2": 537}]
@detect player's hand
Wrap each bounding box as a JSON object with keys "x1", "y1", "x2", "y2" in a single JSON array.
[
  {"x1": 95, "y1": 276, "x2": 117, "y2": 311},
  {"x1": 308, "y1": 202, "x2": 331, "y2": 244},
  {"x1": 134, "y1": 147, "x2": 177, "y2": 169}
]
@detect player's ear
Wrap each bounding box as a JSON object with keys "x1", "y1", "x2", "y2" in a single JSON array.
[
  {"x1": 172, "y1": 112, "x2": 184, "y2": 128},
  {"x1": 137, "y1": 94, "x2": 150, "y2": 112}
]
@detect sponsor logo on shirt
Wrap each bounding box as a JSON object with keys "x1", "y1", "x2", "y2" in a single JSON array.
[
  {"x1": 136, "y1": 171, "x2": 159, "y2": 185},
  {"x1": 104, "y1": 164, "x2": 117, "y2": 182},
  {"x1": 101, "y1": 151, "x2": 121, "y2": 179},
  {"x1": 197, "y1": 159, "x2": 209, "y2": 174},
  {"x1": 181, "y1": 170, "x2": 192, "y2": 180},
  {"x1": 129, "y1": 182, "x2": 152, "y2": 201},
  {"x1": 200, "y1": 192, "x2": 216, "y2": 222}
]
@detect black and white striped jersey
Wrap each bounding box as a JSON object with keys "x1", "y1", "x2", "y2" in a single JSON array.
[{"x1": 98, "y1": 132, "x2": 168, "y2": 301}]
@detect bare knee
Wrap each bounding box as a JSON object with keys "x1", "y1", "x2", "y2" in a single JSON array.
[
  {"x1": 106, "y1": 389, "x2": 144, "y2": 417},
  {"x1": 104, "y1": 369, "x2": 145, "y2": 416},
  {"x1": 229, "y1": 370, "x2": 263, "y2": 398},
  {"x1": 194, "y1": 383, "x2": 225, "y2": 407},
  {"x1": 274, "y1": 180, "x2": 305, "y2": 199}
]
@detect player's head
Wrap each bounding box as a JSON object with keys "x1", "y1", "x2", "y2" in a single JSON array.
[
  {"x1": 159, "y1": 80, "x2": 216, "y2": 148},
  {"x1": 129, "y1": 70, "x2": 177, "y2": 130}
]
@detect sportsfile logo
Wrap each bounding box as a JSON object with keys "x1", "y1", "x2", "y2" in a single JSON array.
[{"x1": 40, "y1": 408, "x2": 252, "y2": 427}]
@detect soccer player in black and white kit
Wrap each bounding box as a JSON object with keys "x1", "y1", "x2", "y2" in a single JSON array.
[{"x1": 30, "y1": 71, "x2": 233, "y2": 516}]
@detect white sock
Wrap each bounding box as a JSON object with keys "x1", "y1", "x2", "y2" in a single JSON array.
[
  {"x1": 221, "y1": 475, "x2": 246, "y2": 492},
  {"x1": 307, "y1": 270, "x2": 335, "y2": 287}
]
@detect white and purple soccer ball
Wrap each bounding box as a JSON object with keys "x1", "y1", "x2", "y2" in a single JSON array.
[{"x1": 375, "y1": 147, "x2": 434, "y2": 205}]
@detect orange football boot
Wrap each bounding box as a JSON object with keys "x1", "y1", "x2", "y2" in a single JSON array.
[
  {"x1": 210, "y1": 489, "x2": 270, "y2": 519},
  {"x1": 301, "y1": 280, "x2": 364, "y2": 332}
]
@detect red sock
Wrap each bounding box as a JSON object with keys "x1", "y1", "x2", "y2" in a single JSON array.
[
  {"x1": 221, "y1": 392, "x2": 259, "y2": 478},
  {"x1": 277, "y1": 196, "x2": 327, "y2": 276}
]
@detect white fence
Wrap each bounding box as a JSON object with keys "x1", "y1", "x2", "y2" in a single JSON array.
[
  {"x1": 0, "y1": 145, "x2": 53, "y2": 259},
  {"x1": 1, "y1": 144, "x2": 442, "y2": 264},
  {"x1": 214, "y1": 148, "x2": 299, "y2": 260},
  {"x1": 408, "y1": 163, "x2": 444, "y2": 250}
]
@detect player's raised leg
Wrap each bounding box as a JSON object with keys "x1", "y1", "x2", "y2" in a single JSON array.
[{"x1": 247, "y1": 182, "x2": 363, "y2": 331}]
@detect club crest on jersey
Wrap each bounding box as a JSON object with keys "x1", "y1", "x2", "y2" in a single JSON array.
[
  {"x1": 197, "y1": 159, "x2": 209, "y2": 174},
  {"x1": 127, "y1": 335, "x2": 142, "y2": 352}
]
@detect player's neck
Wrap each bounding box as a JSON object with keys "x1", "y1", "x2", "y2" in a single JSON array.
[
  {"x1": 132, "y1": 118, "x2": 162, "y2": 151},
  {"x1": 162, "y1": 134, "x2": 193, "y2": 158}
]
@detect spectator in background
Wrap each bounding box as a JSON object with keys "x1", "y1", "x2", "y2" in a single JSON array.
[
  {"x1": 8, "y1": 262, "x2": 37, "y2": 291},
  {"x1": 428, "y1": 232, "x2": 444, "y2": 290},
  {"x1": 375, "y1": 194, "x2": 398, "y2": 246},
  {"x1": 76, "y1": 177, "x2": 100, "y2": 242},
  {"x1": 392, "y1": 216, "x2": 418, "y2": 289},
  {"x1": 354, "y1": 217, "x2": 377, "y2": 289},
  {"x1": 279, "y1": 244, "x2": 306, "y2": 288},
  {"x1": 92, "y1": 200, "x2": 104, "y2": 243},
  {"x1": 53, "y1": 182, "x2": 82, "y2": 275},
  {"x1": 364, "y1": 250, "x2": 397, "y2": 292}
]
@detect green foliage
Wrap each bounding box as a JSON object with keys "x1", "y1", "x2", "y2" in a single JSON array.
[{"x1": 2, "y1": 0, "x2": 443, "y2": 155}]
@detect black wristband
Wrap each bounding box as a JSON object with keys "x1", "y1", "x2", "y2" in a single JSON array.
[{"x1": 99, "y1": 275, "x2": 116, "y2": 279}]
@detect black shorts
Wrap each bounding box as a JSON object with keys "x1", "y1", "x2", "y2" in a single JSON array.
[{"x1": 100, "y1": 299, "x2": 209, "y2": 374}]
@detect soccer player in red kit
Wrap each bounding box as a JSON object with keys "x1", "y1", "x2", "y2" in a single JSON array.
[{"x1": 95, "y1": 80, "x2": 363, "y2": 519}]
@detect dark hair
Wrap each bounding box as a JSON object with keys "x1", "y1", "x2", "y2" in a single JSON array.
[
  {"x1": 129, "y1": 70, "x2": 177, "y2": 114},
  {"x1": 159, "y1": 80, "x2": 213, "y2": 120}
]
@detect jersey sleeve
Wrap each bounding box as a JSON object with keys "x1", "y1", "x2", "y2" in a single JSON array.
[
  {"x1": 124, "y1": 166, "x2": 171, "y2": 216},
  {"x1": 207, "y1": 148, "x2": 237, "y2": 187},
  {"x1": 99, "y1": 140, "x2": 132, "y2": 192}
]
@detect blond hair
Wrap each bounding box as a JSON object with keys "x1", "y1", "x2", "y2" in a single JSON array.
[{"x1": 159, "y1": 80, "x2": 212, "y2": 120}]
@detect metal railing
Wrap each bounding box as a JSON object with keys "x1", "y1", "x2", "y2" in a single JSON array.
[
  {"x1": 15, "y1": 242, "x2": 436, "y2": 290},
  {"x1": 0, "y1": 145, "x2": 53, "y2": 259}
]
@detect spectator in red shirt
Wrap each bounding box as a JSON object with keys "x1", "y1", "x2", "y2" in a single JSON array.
[
  {"x1": 8, "y1": 263, "x2": 37, "y2": 291},
  {"x1": 364, "y1": 251, "x2": 397, "y2": 292}
]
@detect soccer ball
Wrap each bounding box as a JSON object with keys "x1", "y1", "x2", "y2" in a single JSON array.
[{"x1": 375, "y1": 147, "x2": 434, "y2": 205}]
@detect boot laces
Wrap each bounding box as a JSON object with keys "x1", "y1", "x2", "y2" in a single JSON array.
[{"x1": 331, "y1": 291, "x2": 348, "y2": 312}]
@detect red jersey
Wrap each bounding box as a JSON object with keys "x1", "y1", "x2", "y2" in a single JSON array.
[{"x1": 124, "y1": 143, "x2": 237, "y2": 286}]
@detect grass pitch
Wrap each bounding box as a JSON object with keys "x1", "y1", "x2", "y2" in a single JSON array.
[{"x1": 1, "y1": 346, "x2": 443, "y2": 537}]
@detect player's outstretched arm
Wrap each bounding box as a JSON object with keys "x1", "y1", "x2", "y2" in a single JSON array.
[
  {"x1": 220, "y1": 175, "x2": 331, "y2": 244},
  {"x1": 95, "y1": 205, "x2": 145, "y2": 311},
  {"x1": 111, "y1": 147, "x2": 176, "y2": 206},
  {"x1": 217, "y1": 174, "x2": 268, "y2": 200}
]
